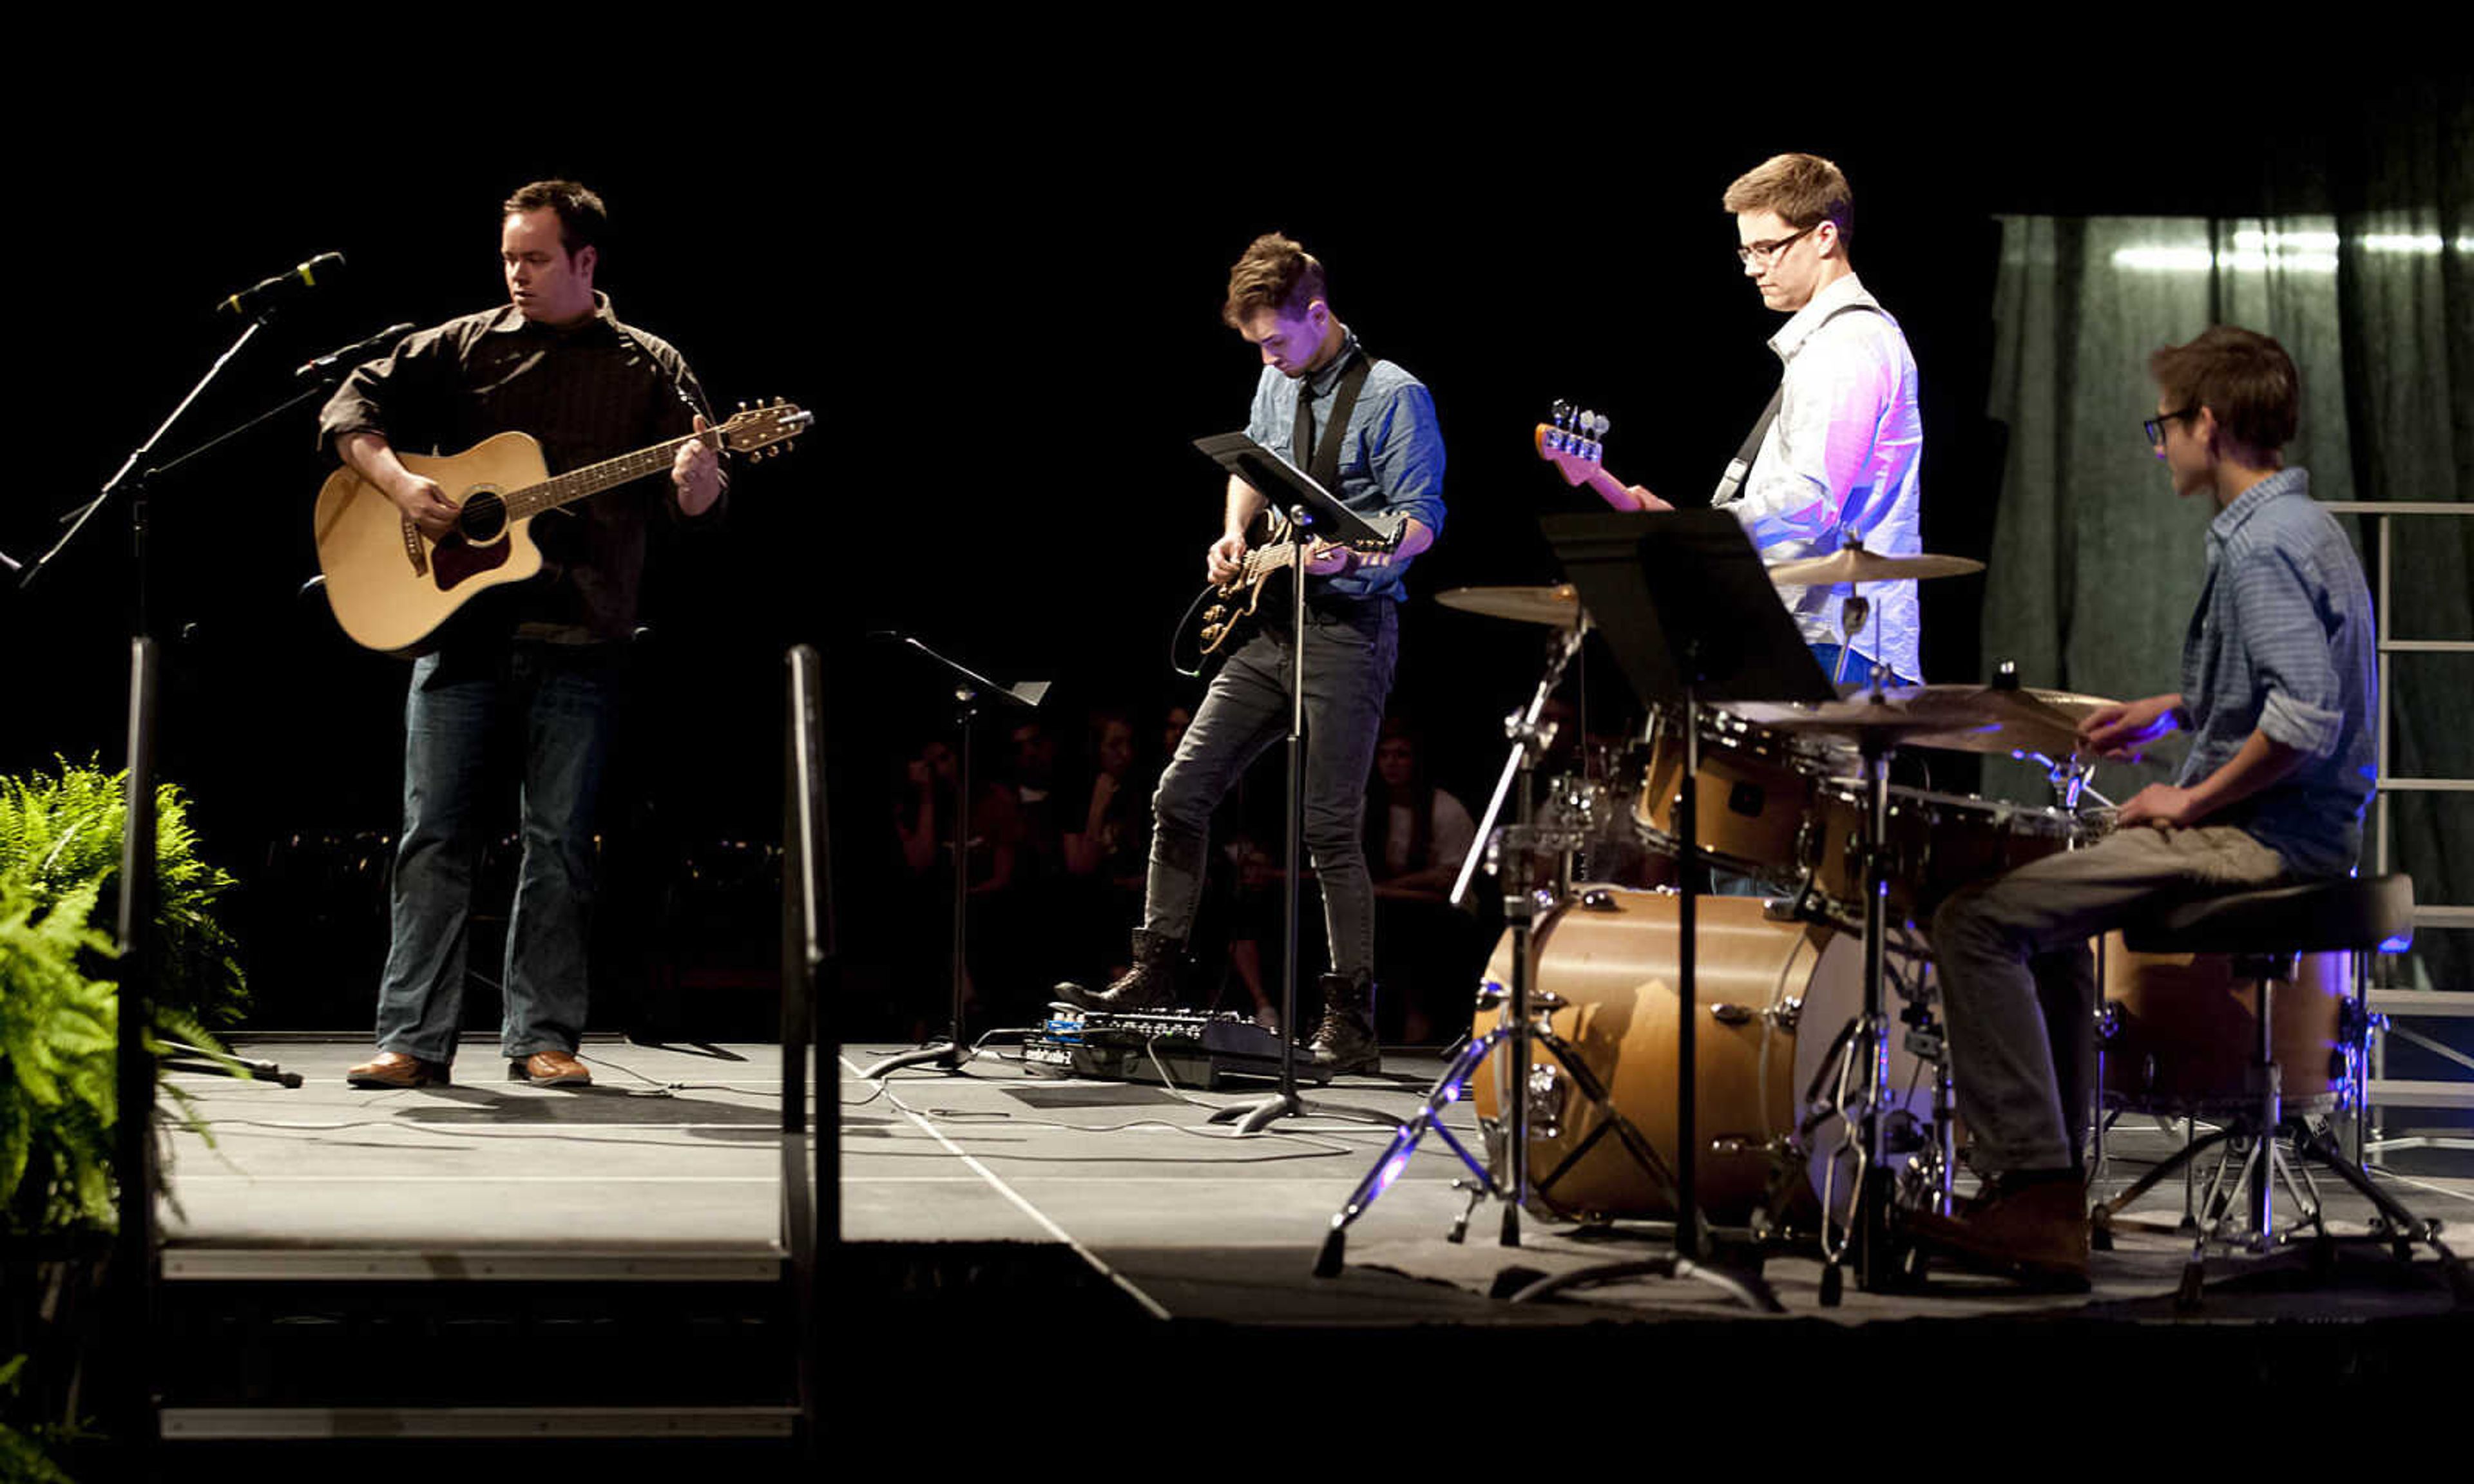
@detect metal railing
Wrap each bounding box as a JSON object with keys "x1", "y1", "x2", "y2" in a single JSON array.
[{"x1": 2323, "y1": 502, "x2": 2474, "y2": 1156}]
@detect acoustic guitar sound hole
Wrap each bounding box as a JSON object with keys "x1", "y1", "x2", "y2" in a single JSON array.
[{"x1": 457, "y1": 490, "x2": 508, "y2": 544}]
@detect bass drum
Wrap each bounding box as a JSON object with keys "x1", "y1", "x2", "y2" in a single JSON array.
[{"x1": 1472, "y1": 887, "x2": 1927, "y2": 1226}]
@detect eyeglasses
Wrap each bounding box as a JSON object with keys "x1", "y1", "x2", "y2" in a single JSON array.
[
  {"x1": 1736, "y1": 223, "x2": 1819, "y2": 267},
  {"x1": 2143, "y1": 406, "x2": 2199, "y2": 446}
]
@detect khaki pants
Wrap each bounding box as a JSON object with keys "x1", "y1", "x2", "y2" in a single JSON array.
[{"x1": 1930, "y1": 824, "x2": 2290, "y2": 1175}]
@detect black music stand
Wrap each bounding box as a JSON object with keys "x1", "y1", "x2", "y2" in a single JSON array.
[
  {"x1": 1513, "y1": 511, "x2": 1832, "y2": 1307},
  {"x1": 1190, "y1": 433, "x2": 1401, "y2": 1134},
  {"x1": 862, "y1": 634, "x2": 1047, "y2": 1080}
]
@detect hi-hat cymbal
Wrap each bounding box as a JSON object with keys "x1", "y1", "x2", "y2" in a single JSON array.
[
  {"x1": 1731, "y1": 683, "x2": 2100, "y2": 757},
  {"x1": 1435, "y1": 584, "x2": 1585, "y2": 627},
  {"x1": 1767, "y1": 547, "x2": 1985, "y2": 587}
]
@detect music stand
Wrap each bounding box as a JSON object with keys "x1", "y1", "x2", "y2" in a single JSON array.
[
  {"x1": 1189, "y1": 433, "x2": 1401, "y2": 1134},
  {"x1": 1526, "y1": 510, "x2": 1832, "y2": 1306},
  {"x1": 862, "y1": 634, "x2": 1047, "y2": 1080}
]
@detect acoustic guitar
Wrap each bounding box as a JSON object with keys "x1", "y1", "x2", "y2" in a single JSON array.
[{"x1": 313, "y1": 399, "x2": 810, "y2": 653}]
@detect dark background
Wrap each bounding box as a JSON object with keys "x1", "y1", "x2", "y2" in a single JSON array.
[{"x1": 3, "y1": 73, "x2": 2457, "y2": 1038}]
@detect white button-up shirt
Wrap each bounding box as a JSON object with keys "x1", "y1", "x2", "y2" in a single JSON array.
[{"x1": 1716, "y1": 272, "x2": 1924, "y2": 682}]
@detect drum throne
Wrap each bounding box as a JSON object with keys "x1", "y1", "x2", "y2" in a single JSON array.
[{"x1": 2089, "y1": 874, "x2": 2468, "y2": 1308}]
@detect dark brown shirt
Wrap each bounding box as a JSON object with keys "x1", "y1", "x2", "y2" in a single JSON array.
[{"x1": 317, "y1": 293, "x2": 722, "y2": 643}]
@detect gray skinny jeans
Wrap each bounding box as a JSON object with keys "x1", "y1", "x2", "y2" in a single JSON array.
[{"x1": 1144, "y1": 600, "x2": 1397, "y2": 981}]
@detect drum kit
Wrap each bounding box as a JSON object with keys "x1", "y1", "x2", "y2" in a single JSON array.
[{"x1": 1315, "y1": 538, "x2": 2146, "y2": 1304}]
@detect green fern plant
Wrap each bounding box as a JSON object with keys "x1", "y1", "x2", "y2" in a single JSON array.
[{"x1": 0, "y1": 760, "x2": 245, "y2": 1235}]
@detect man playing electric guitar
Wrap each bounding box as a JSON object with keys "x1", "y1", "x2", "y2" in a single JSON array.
[
  {"x1": 318, "y1": 180, "x2": 725, "y2": 1091},
  {"x1": 1060, "y1": 233, "x2": 1444, "y2": 1074}
]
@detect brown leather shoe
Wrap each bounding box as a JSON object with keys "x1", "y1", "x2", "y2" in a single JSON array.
[
  {"x1": 510, "y1": 1049, "x2": 592, "y2": 1087},
  {"x1": 1904, "y1": 1174, "x2": 2091, "y2": 1290},
  {"x1": 344, "y1": 1051, "x2": 450, "y2": 1089}
]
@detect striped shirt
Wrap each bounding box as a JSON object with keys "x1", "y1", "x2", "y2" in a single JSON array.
[{"x1": 2176, "y1": 468, "x2": 2377, "y2": 878}]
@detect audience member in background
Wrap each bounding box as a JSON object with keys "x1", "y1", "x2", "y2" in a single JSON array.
[{"x1": 1363, "y1": 719, "x2": 1479, "y2": 1043}]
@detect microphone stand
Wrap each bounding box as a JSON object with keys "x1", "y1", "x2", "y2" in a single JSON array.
[{"x1": 22, "y1": 304, "x2": 288, "y2": 1471}]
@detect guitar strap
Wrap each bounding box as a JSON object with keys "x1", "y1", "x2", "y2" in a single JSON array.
[
  {"x1": 1709, "y1": 302, "x2": 1884, "y2": 510},
  {"x1": 1298, "y1": 343, "x2": 1377, "y2": 498}
]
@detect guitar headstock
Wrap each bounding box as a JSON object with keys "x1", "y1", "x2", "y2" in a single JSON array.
[
  {"x1": 720, "y1": 398, "x2": 814, "y2": 460},
  {"x1": 1533, "y1": 399, "x2": 1610, "y2": 489}
]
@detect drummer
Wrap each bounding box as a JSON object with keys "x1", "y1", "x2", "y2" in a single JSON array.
[
  {"x1": 1582, "y1": 152, "x2": 1925, "y2": 690},
  {"x1": 1908, "y1": 327, "x2": 2375, "y2": 1289}
]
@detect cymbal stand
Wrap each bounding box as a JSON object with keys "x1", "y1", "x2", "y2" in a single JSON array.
[
  {"x1": 1815, "y1": 677, "x2": 1904, "y2": 1304},
  {"x1": 1313, "y1": 620, "x2": 1751, "y2": 1299},
  {"x1": 1309, "y1": 620, "x2": 1578, "y2": 1257}
]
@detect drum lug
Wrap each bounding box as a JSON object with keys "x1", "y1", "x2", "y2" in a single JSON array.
[
  {"x1": 1709, "y1": 1003, "x2": 1757, "y2": 1026},
  {"x1": 1579, "y1": 888, "x2": 1621, "y2": 911},
  {"x1": 1526, "y1": 1063, "x2": 1568, "y2": 1140},
  {"x1": 1767, "y1": 996, "x2": 1805, "y2": 1032}
]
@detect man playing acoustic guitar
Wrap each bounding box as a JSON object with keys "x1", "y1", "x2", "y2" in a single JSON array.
[
  {"x1": 320, "y1": 180, "x2": 725, "y2": 1090},
  {"x1": 1060, "y1": 233, "x2": 1443, "y2": 1075}
]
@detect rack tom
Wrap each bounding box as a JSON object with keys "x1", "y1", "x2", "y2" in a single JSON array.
[
  {"x1": 1633, "y1": 707, "x2": 1832, "y2": 890},
  {"x1": 1808, "y1": 785, "x2": 2085, "y2": 924}
]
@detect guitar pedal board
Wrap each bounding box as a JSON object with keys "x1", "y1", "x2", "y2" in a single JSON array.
[{"x1": 1026, "y1": 1005, "x2": 1332, "y2": 1089}]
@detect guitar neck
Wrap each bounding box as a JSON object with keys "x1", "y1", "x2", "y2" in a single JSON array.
[
  {"x1": 500, "y1": 430, "x2": 711, "y2": 522},
  {"x1": 1570, "y1": 464, "x2": 1638, "y2": 511}
]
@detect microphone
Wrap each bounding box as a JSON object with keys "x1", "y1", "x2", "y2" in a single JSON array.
[
  {"x1": 216, "y1": 252, "x2": 345, "y2": 318},
  {"x1": 294, "y1": 322, "x2": 415, "y2": 381}
]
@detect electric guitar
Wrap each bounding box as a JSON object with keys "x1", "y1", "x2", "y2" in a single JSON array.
[
  {"x1": 1533, "y1": 400, "x2": 1670, "y2": 512},
  {"x1": 313, "y1": 399, "x2": 811, "y2": 653},
  {"x1": 1172, "y1": 511, "x2": 1404, "y2": 675}
]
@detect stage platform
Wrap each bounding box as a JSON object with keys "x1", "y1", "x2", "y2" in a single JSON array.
[{"x1": 155, "y1": 1035, "x2": 2473, "y2": 1437}]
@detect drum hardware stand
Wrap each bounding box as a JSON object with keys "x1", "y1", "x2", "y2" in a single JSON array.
[
  {"x1": 862, "y1": 633, "x2": 1047, "y2": 1080},
  {"x1": 1315, "y1": 620, "x2": 1586, "y2": 1267}
]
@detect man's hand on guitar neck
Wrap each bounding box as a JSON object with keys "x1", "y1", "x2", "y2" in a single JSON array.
[{"x1": 1626, "y1": 484, "x2": 1674, "y2": 513}]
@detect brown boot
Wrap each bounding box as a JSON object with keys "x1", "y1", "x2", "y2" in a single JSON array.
[
  {"x1": 345, "y1": 1050, "x2": 451, "y2": 1089},
  {"x1": 1308, "y1": 973, "x2": 1381, "y2": 1076},
  {"x1": 1904, "y1": 1172, "x2": 2090, "y2": 1289},
  {"x1": 1057, "y1": 929, "x2": 1183, "y2": 1011}
]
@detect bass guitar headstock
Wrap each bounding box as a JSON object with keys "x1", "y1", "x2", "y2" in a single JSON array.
[{"x1": 1533, "y1": 399, "x2": 1610, "y2": 488}]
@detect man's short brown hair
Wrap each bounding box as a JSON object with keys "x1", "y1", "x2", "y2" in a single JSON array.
[
  {"x1": 1721, "y1": 153, "x2": 1854, "y2": 245},
  {"x1": 2149, "y1": 326, "x2": 2301, "y2": 455},
  {"x1": 1222, "y1": 233, "x2": 1327, "y2": 327},
  {"x1": 504, "y1": 179, "x2": 606, "y2": 258}
]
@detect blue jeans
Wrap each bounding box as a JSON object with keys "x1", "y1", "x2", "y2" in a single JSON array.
[
  {"x1": 377, "y1": 642, "x2": 620, "y2": 1063},
  {"x1": 1147, "y1": 600, "x2": 1397, "y2": 980}
]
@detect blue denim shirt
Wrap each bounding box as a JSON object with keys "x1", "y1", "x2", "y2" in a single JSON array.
[
  {"x1": 2175, "y1": 468, "x2": 2377, "y2": 878},
  {"x1": 1243, "y1": 328, "x2": 1446, "y2": 603}
]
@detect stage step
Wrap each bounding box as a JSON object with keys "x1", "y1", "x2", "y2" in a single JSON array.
[{"x1": 161, "y1": 1405, "x2": 798, "y2": 1442}]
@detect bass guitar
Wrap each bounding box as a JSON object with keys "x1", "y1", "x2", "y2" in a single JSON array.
[{"x1": 313, "y1": 399, "x2": 810, "y2": 653}]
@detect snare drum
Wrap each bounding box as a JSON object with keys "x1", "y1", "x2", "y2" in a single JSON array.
[
  {"x1": 1470, "y1": 888, "x2": 1928, "y2": 1224},
  {"x1": 1633, "y1": 707, "x2": 1833, "y2": 889},
  {"x1": 2100, "y1": 934, "x2": 2347, "y2": 1115},
  {"x1": 1808, "y1": 784, "x2": 2085, "y2": 923}
]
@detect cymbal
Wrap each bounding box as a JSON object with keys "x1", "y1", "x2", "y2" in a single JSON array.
[
  {"x1": 1435, "y1": 584, "x2": 1584, "y2": 627},
  {"x1": 1732, "y1": 683, "x2": 2102, "y2": 757},
  {"x1": 1767, "y1": 546, "x2": 1985, "y2": 587}
]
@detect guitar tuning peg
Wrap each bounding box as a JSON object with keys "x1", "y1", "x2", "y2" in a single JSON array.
[{"x1": 737, "y1": 400, "x2": 748, "y2": 412}]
